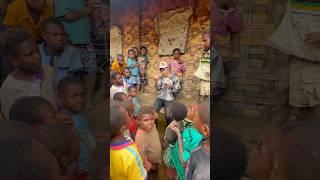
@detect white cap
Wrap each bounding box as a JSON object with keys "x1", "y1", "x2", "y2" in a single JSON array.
[{"x1": 159, "y1": 61, "x2": 168, "y2": 69}]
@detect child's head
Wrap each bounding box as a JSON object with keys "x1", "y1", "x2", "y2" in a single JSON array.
[
  {"x1": 132, "y1": 47, "x2": 139, "y2": 56},
  {"x1": 202, "y1": 29, "x2": 210, "y2": 51},
  {"x1": 171, "y1": 102, "x2": 188, "y2": 121},
  {"x1": 115, "y1": 99, "x2": 134, "y2": 118},
  {"x1": 111, "y1": 71, "x2": 123, "y2": 86},
  {"x1": 123, "y1": 67, "x2": 131, "y2": 78},
  {"x1": 9, "y1": 96, "x2": 61, "y2": 126},
  {"x1": 117, "y1": 54, "x2": 124, "y2": 65},
  {"x1": 88, "y1": 141, "x2": 108, "y2": 180},
  {"x1": 41, "y1": 17, "x2": 66, "y2": 52},
  {"x1": 36, "y1": 123, "x2": 80, "y2": 176},
  {"x1": 213, "y1": 128, "x2": 247, "y2": 180},
  {"x1": 159, "y1": 61, "x2": 169, "y2": 76},
  {"x1": 128, "y1": 49, "x2": 136, "y2": 59},
  {"x1": 137, "y1": 106, "x2": 155, "y2": 132},
  {"x1": 0, "y1": 28, "x2": 41, "y2": 72},
  {"x1": 140, "y1": 46, "x2": 148, "y2": 56},
  {"x1": 110, "y1": 104, "x2": 131, "y2": 139},
  {"x1": 249, "y1": 119, "x2": 320, "y2": 180},
  {"x1": 113, "y1": 92, "x2": 128, "y2": 101},
  {"x1": 193, "y1": 100, "x2": 210, "y2": 138},
  {"x1": 26, "y1": 0, "x2": 47, "y2": 13},
  {"x1": 128, "y1": 86, "x2": 137, "y2": 97},
  {"x1": 0, "y1": 136, "x2": 61, "y2": 180},
  {"x1": 57, "y1": 77, "x2": 86, "y2": 113},
  {"x1": 172, "y1": 48, "x2": 181, "y2": 59}
]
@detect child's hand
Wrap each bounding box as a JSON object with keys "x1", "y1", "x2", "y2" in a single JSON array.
[
  {"x1": 152, "y1": 75, "x2": 160, "y2": 80},
  {"x1": 305, "y1": 32, "x2": 320, "y2": 48},
  {"x1": 169, "y1": 121, "x2": 180, "y2": 135}
]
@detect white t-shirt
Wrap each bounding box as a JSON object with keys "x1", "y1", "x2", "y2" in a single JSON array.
[{"x1": 110, "y1": 85, "x2": 127, "y2": 100}]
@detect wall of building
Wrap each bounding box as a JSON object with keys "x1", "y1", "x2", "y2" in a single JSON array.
[{"x1": 111, "y1": 0, "x2": 210, "y2": 99}]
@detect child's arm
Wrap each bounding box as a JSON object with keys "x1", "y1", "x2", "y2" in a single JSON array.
[
  {"x1": 170, "y1": 122, "x2": 185, "y2": 166},
  {"x1": 180, "y1": 63, "x2": 187, "y2": 73},
  {"x1": 55, "y1": 0, "x2": 91, "y2": 22},
  {"x1": 128, "y1": 155, "x2": 147, "y2": 180},
  {"x1": 135, "y1": 134, "x2": 152, "y2": 171},
  {"x1": 185, "y1": 154, "x2": 196, "y2": 180}
]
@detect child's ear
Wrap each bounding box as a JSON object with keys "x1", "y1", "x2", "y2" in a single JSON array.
[{"x1": 202, "y1": 125, "x2": 210, "y2": 138}]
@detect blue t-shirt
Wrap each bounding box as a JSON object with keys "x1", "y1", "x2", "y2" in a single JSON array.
[
  {"x1": 132, "y1": 97, "x2": 140, "y2": 117},
  {"x1": 127, "y1": 58, "x2": 139, "y2": 76},
  {"x1": 55, "y1": 0, "x2": 91, "y2": 44},
  {"x1": 72, "y1": 113, "x2": 96, "y2": 172},
  {"x1": 123, "y1": 75, "x2": 137, "y2": 87},
  {"x1": 39, "y1": 43, "x2": 83, "y2": 85}
]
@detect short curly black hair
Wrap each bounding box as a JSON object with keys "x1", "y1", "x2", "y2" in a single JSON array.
[
  {"x1": 171, "y1": 102, "x2": 187, "y2": 121},
  {"x1": 110, "y1": 104, "x2": 128, "y2": 138},
  {"x1": 212, "y1": 127, "x2": 247, "y2": 180},
  {"x1": 113, "y1": 92, "x2": 127, "y2": 101}
]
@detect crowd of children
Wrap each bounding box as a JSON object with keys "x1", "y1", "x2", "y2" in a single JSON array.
[{"x1": 0, "y1": 0, "x2": 108, "y2": 179}]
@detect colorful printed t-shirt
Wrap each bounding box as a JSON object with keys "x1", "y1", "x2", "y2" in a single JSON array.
[
  {"x1": 127, "y1": 58, "x2": 139, "y2": 76},
  {"x1": 110, "y1": 138, "x2": 147, "y2": 180},
  {"x1": 194, "y1": 49, "x2": 210, "y2": 81},
  {"x1": 156, "y1": 75, "x2": 181, "y2": 101}
]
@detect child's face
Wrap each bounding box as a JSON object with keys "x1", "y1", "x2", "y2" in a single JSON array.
[
  {"x1": 193, "y1": 105, "x2": 209, "y2": 137},
  {"x1": 123, "y1": 69, "x2": 131, "y2": 78},
  {"x1": 60, "y1": 84, "x2": 86, "y2": 113},
  {"x1": 12, "y1": 39, "x2": 42, "y2": 72},
  {"x1": 118, "y1": 56, "x2": 124, "y2": 65},
  {"x1": 114, "y1": 74, "x2": 123, "y2": 86},
  {"x1": 128, "y1": 51, "x2": 135, "y2": 59},
  {"x1": 138, "y1": 113, "x2": 155, "y2": 132},
  {"x1": 129, "y1": 88, "x2": 137, "y2": 97},
  {"x1": 26, "y1": 0, "x2": 46, "y2": 12},
  {"x1": 141, "y1": 48, "x2": 147, "y2": 55},
  {"x1": 160, "y1": 67, "x2": 169, "y2": 76},
  {"x1": 42, "y1": 24, "x2": 66, "y2": 52},
  {"x1": 132, "y1": 48, "x2": 138, "y2": 55},
  {"x1": 173, "y1": 50, "x2": 181, "y2": 59},
  {"x1": 202, "y1": 34, "x2": 210, "y2": 50}
]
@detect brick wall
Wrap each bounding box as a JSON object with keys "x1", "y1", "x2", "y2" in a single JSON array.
[
  {"x1": 111, "y1": 0, "x2": 210, "y2": 99},
  {"x1": 216, "y1": 0, "x2": 289, "y2": 120}
]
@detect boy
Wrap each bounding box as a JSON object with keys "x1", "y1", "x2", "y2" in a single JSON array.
[
  {"x1": 127, "y1": 49, "x2": 140, "y2": 86},
  {"x1": 128, "y1": 86, "x2": 140, "y2": 118},
  {"x1": 194, "y1": 30, "x2": 225, "y2": 102},
  {"x1": 0, "y1": 29, "x2": 56, "y2": 120},
  {"x1": 55, "y1": 0, "x2": 96, "y2": 110},
  {"x1": 57, "y1": 77, "x2": 96, "y2": 179},
  {"x1": 4, "y1": 0, "x2": 53, "y2": 41},
  {"x1": 123, "y1": 67, "x2": 137, "y2": 88},
  {"x1": 36, "y1": 123, "x2": 80, "y2": 178},
  {"x1": 186, "y1": 101, "x2": 211, "y2": 180},
  {"x1": 110, "y1": 71, "x2": 127, "y2": 100},
  {"x1": 110, "y1": 104, "x2": 147, "y2": 180},
  {"x1": 138, "y1": 46, "x2": 149, "y2": 92},
  {"x1": 135, "y1": 106, "x2": 162, "y2": 179},
  {"x1": 111, "y1": 54, "x2": 126, "y2": 74},
  {"x1": 9, "y1": 96, "x2": 61, "y2": 126},
  {"x1": 153, "y1": 61, "x2": 181, "y2": 125},
  {"x1": 0, "y1": 136, "x2": 62, "y2": 180},
  {"x1": 39, "y1": 17, "x2": 83, "y2": 85}
]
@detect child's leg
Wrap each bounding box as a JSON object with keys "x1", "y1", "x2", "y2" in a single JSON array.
[{"x1": 164, "y1": 101, "x2": 174, "y2": 126}]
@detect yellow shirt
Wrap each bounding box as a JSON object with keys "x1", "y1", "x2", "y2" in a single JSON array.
[
  {"x1": 110, "y1": 138, "x2": 147, "y2": 180},
  {"x1": 4, "y1": 0, "x2": 53, "y2": 41},
  {"x1": 111, "y1": 60, "x2": 127, "y2": 74}
]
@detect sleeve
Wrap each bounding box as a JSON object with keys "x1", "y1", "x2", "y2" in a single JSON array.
[
  {"x1": 181, "y1": 63, "x2": 186, "y2": 73},
  {"x1": 185, "y1": 154, "x2": 196, "y2": 180},
  {"x1": 227, "y1": 9, "x2": 242, "y2": 33},
  {"x1": 3, "y1": 5, "x2": 18, "y2": 27},
  {"x1": 127, "y1": 60, "x2": 135, "y2": 69},
  {"x1": 111, "y1": 61, "x2": 117, "y2": 71},
  {"x1": 55, "y1": 0, "x2": 72, "y2": 18}
]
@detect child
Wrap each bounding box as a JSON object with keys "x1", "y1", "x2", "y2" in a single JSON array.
[
  {"x1": 213, "y1": 0, "x2": 242, "y2": 75},
  {"x1": 0, "y1": 29, "x2": 56, "y2": 120},
  {"x1": 153, "y1": 61, "x2": 181, "y2": 125},
  {"x1": 127, "y1": 49, "x2": 140, "y2": 87},
  {"x1": 163, "y1": 102, "x2": 194, "y2": 180},
  {"x1": 194, "y1": 29, "x2": 225, "y2": 102},
  {"x1": 57, "y1": 77, "x2": 96, "y2": 179},
  {"x1": 55, "y1": 0, "x2": 96, "y2": 110},
  {"x1": 3, "y1": 0, "x2": 53, "y2": 41},
  {"x1": 128, "y1": 86, "x2": 140, "y2": 118},
  {"x1": 110, "y1": 103, "x2": 147, "y2": 180},
  {"x1": 39, "y1": 17, "x2": 83, "y2": 85},
  {"x1": 0, "y1": 136, "x2": 62, "y2": 180},
  {"x1": 110, "y1": 71, "x2": 127, "y2": 99},
  {"x1": 138, "y1": 46, "x2": 149, "y2": 92},
  {"x1": 9, "y1": 96, "x2": 61, "y2": 126},
  {"x1": 113, "y1": 92, "x2": 128, "y2": 102},
  {"x1": 169, "y1": 104, "x2": 204, "y2": 180},
  {"x1": 135, "y1": 106, "x2": 162, "y2": 179},
  {"x1": 111, "y1": 54, "x2": 126, "y2": 74},
  {"x1": 168, "y1": 48, "x2": 186, "y2": 78},
  {"x1": 122, "y1": 67, "x2": 137, "y2": 88},
  {"x1": 185, "y1": 101, "x2": 210, "y2": 180},
  {"x1": 132, "y1": 46, "x2": 139, "y2": 58},
  {"x1": 36, "y1": 123, "x2": 81, "y2": 178}
]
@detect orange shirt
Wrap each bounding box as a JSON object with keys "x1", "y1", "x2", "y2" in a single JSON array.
[
  {"x1": 111, "y1": 60, "x2": 126, "y2": 74},
  {"x1": 4, "y1": 0, "x2": 53, "y2": 41}
]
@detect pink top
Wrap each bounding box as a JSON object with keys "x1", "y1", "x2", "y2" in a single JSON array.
[{"x1": 168, "y1": 59, "x2": 186, "y2": 76}]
